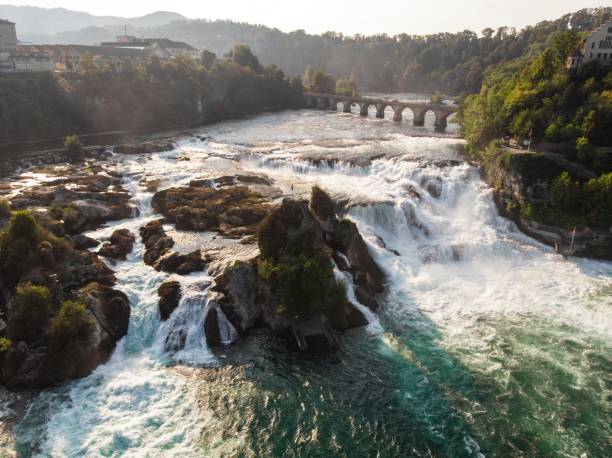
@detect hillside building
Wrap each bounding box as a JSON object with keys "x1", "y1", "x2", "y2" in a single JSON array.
[
  {"x1": 567, "y1": 20, "x2": 612, "y2": 68},
  {"x1": 101, "y1": 36, "x2": 199, "y2": 60},
  {"x1": 0, "y1": 19, "x2": 53, "y2": 73}
]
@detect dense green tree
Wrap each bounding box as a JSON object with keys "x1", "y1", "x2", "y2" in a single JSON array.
[
  {"x1": 226, "y1": 44, "x2": 262, "y2": 72},
  {"x1": 0, "y1": 47, "x2": 303, "y2": 144},
  {"x1": 111, "y1": 7, "x2": 608, "y2": 93},
  {"x1": 200, "y1": 50, "x2": 217, "y2": 70}
]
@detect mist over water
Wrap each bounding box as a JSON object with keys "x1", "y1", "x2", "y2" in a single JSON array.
[{"x1": 3, "y1": 109, "x2": 611, "y2": 457}]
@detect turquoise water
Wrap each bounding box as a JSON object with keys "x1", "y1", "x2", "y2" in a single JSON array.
[{"x1": 2, "y1": 109, "x2": 610, "y2": 457}]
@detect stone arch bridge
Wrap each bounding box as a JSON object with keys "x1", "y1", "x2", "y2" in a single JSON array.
[{"x1": 304, "y1": 92, "x2": 457, "y2": 127}]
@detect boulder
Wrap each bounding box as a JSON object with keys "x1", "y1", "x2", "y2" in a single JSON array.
[
  {"x1": 158, "y1": 281, "x2": 181, "y2": 321},
  {"x1": 98, "y1": 229, "x2": 135, "y2": 260},
  {"x1": 64, "y1": 198, "x2": 134, "y2": 235},
  {"x1": 155, "y1": 250, "x2": 206, "y2": 275},
  {"x1": 71, "y1": 234, "x2": 99, "y2": 250},
  {"x1": 81, "y1": 282, "x2": 131, "y2": 350},
  {"x1": 139, "y1": 220, "x2": 175, "y2": 266},
  {"x1": 214, "y1": 261, "x2": 263, "y2": 333}
]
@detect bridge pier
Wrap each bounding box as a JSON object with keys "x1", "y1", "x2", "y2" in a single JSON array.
[
  {"x1": 342, "y1": 101, "x2": 353, "y2": 113},
  {"x1": 317, "y1": 97, "x2": 330, "y2": 109},
  {"x1": 392, "y1": 105, "x2": 403, "y2": 122},
  {"x1": 375, "y1": 104, "x2": 386, "y2": 118},
  {"x1": 434, "y1": 110, "x2": 451, "y2": 127},
  {"x1": 359, "y1": 103, "x2": 369, "y2": 116},
  {"x1": 413, "y1": 109, "x2": 427, "y2": 126},
  {"x1": 328, "y1": 99, "x2": 339, "y2": 111}
]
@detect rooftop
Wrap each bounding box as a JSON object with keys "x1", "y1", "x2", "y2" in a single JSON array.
[
  {"x1": 0, "y1": 18, "x2": 15, "y2": 25},
  {"x1": 101, "y1": 38, "x2": 197, "y2": 51}
]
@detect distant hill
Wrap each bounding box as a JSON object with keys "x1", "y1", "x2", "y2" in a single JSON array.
[{"x1": 0, "y1": 5, "x2": 185, "y2": 37}]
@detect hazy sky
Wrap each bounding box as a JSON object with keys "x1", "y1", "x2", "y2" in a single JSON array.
[{"x1": 2, "y1": 0, "x2": 611, "y2": 35}]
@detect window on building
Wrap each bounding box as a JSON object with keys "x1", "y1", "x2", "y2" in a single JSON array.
[{"x1": 592, "y1": 42, "x2": 596, "y2": 49}]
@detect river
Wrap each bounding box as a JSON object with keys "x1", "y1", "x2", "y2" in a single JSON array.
[{"x1": 2, "y1": 107, "x2": 611, "y2": 457}]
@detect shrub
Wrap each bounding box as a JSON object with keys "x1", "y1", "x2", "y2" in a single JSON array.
[
  {"x1": 0, "y1": 211, "x2": 42, "y2": 286},
  {"x1": 7, "y1": 283, "x2": 52, "y2": 343},
  {"x1": 50, "y1": 300, "x2": 94, "y2": 344},
  {"x1": 430, "y1": 92, "x2": 444, "y2": 104},
  {"x1": 583, "y1": 173, "x2": 612, "y2": 227},
  {"x1": 0, "y1": 337, "x2": 12, "y2": 353},
  {"x1": 0, "y1": 198, "x2": 11, "y2": 219},
  {"x1": 64, "y1": 134, "x2": 84, "y2": 162}
]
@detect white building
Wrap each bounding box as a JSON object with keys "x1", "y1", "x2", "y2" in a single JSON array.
[
  {"x1": 567, "y1": 20, "x2": 612, "y2": 68},
  {"x1": 101, "y1": 36, "x2": 199, "y2": 60},
  {"x1": 0, "y1": 19, "x2": 53, "y2": 73}
]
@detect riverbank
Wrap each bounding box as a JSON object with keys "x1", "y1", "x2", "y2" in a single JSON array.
[{"x1": 475, "y1": 143, "x2": 612, "y2": 260}]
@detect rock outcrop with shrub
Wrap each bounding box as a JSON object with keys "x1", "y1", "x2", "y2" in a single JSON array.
[
  {"x1": 214, "y1": 187, "x2": 385, "y2": 352},
  {"x1": 0, "y1": 210, "x2": 130, "y2": 388}
]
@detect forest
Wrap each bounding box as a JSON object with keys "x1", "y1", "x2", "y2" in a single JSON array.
[
  {"x1": 458, "y1": 30, "x2": 612, "y2": 170},
  {"x1": 131, "y1": 7, "x2": 612, "y2": 94},
  {"x1": 0, "y1": 46, "x2": 303, "y2": 144}
]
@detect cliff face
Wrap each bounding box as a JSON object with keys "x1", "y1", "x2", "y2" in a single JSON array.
[{"x1": 481, "y1": 149, "x2": 612, "y2": 260}]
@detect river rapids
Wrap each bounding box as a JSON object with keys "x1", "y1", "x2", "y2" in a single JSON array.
[{"x1": 1, "y1": 107, "x2": 610, "y2": 457}]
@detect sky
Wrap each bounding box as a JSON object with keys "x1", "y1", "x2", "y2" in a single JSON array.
[{"x1": 2, "y1": 0, "x2": 611, "y2": 35}]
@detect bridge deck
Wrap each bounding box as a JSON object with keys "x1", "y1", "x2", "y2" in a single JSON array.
[{"x1": 304, "y1": 92, "x2": 457, "y2": 111}]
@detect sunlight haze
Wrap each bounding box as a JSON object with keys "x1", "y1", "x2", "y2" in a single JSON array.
[{"x1": 1, "y1": 0, "x2": 610, "y2": 34}]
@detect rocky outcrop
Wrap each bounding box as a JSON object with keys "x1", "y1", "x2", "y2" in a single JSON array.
[
  {"x1": 98, "y1": 229, "x2": 135, "y2": 260},
  {"x1": 158, "y1": 281, "x2": 181, "y2": 321},
  {"x1": 310, "y1": 186, "x2": 385, "y2": 309},
  {"x1": 139, "y1": 220, "x2": 175, "y2": 266},
  {"x1": 0, "y1": 281, "x2": 130, "y2": 389},
  {"x1": 113, "y1": 141, "x2": 175, "y2": 155},
  {"x1": 139, "y1": 220, "x2": 205, "y2": 274},
  {"x1": 214, "y1": 195, "x2": 375, "y2": 353},
  {"x1": 0, "y1": 147, "x2": 109, "y2": 179},
  {"x1": 215, "y1": 260, "x2": 274, "y2": 333},
  {"x1": 10, "y1": 169, "x2": 136, "y2": 235},
  {"x1": 151, "y1": 185, "x2": 272, "y2": 237},
  {"x1": 482, "y1": 149, "x2": 612, "y2": 260}
]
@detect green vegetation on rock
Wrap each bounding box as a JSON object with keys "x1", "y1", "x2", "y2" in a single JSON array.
[
  {"x1": 0, "y1": 198, "x2": 11, "y2": 219},
  {"x1": 7, "y1": 282, "x2": 52, "y2": 343},
  {"x1": 50, "y1": 300, "x2": 94, "y2": 345},
  {"x1": 259, "y1": 254, "x2": 347, "y2": 321},
  {"x1": 0, "y1": 337, "x2": 12, "y2": 353}
]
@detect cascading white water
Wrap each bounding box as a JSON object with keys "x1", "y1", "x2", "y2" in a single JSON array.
[{"x1": 4, "y1": 108, "x2": 610, "y2": 457}]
